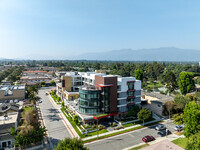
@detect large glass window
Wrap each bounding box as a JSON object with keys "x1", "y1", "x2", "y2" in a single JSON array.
[
  {"x1": 127, "y1": 91, "x2": 135, "y2": 97},
  {"x1": 128, "y1": 82, "x2": 134, "y2": 90},
  {"x1": 127, "y1": 97, "x2": 134, "y2": 103}
]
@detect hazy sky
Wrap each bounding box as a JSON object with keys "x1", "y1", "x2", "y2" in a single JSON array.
[{"x1": 1, "y1": 0, "x2": 200, "y2": 59}]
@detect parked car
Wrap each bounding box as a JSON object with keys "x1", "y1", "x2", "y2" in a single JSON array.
[
  {"x1": 157, "y1": 129, "x2": 171, "y2": 137},
  {"x1": 142, "y1": 136, "x2": 155, "y2": 142},
  {"x1": 155, "y1": 124, "x2": 166, "y2": 131},
  {"x1": 14, "y1": 99, "x2": 19, "y2": 103},
  {"x1": 10, "y1": 100, "x2": 14, "y2": 103},
  {"x1": 174, "y1": 125, "x2": 184, "y2": 131},
  {"x1": 39, "y1": 99, "x2": 42, "y2": 103},
  {"x1": 45, "y1": 92, "x2": 49, "y2": 95}
]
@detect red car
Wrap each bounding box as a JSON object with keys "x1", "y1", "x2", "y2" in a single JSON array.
[{"x1": 142, "y1": 136, "x2": 155, "y2": 142}]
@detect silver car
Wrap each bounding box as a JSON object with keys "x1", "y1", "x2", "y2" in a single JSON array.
[{"x1": 155, "y1": 124, "x2": 166, "y2": 131}]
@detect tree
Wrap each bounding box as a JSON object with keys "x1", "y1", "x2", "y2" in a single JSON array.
[
  {"x1": 39, "y1": 81, "x2": 46, "y2": 87},
  {"x1": 61, "y1": 101, "x2": 65, "y2": 108},
  {"x1": 172, "y1": 114, "x2": 184, "y2": 125},
  {"x1": 135, "y1": 69, "x2": 143, "y2": 81},
  {"x1": 165, "y1": 71, "x2": 178, "y2": 95},
  {"x1": 50, "y1": 80, "x2": 56, "y2": 86},
  {"x1": 133, "y1": 105, "x2": 140, "y2": 117},
  {"x1": 186, "y1": 132, "x2": 200, "y2": 150},
  {"x1": 178, "y1": 72, "x2": 195, "y2": 95},
  {"x1": 137, "y1": 107, "x2": 151, "y2": 125},
  {"x1": 164, "y1": 101, "x2": 175, "y2": 119},
  {"x1": 174, "y1": 95, "x2": 190, "y2": 112},
  {"x1": 73, "y1": 115, "x2": 79, "y2": 125},
  {"x1": 127, "y1": 109, "x2": 134, "y2": 117},
  {"x1": 55, "y1": 138, "x2": 89, "y2": 150},
  {"x1": 184, "y1": 101, "x2": 200, "y2": 138}
]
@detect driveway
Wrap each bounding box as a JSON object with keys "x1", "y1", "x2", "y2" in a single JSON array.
[{"x1": 38, "y1": 89, "x2": 72, "y2": 148}]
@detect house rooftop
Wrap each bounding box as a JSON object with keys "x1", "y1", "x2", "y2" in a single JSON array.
[{"x1": 0, "y1": 112, "x2": 18, "y2": 125}]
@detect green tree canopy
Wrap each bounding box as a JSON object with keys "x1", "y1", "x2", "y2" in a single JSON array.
[
  {"x1": 172, "y1": 113, "x2": 184, "y2": 125},
  {"x1": 135, "y1": 69, "x2": 143, "y2": 81},
  {"x1": 174, "y1": 95, "x2": 190, "y2": 112},
  {"x1": 55, "y1": 138, "x2": 89, "y2": 150},
  {"x1": 186, "y1": 132, "x2": 200, "y2": 150},
  {"x1": 184, "y1": 101, "x2": 200, "y2": 138},
  {"x1": 165, "y1": 71, "x2": 178, "y2": 95},
  {"x1": 178, "y1": 72, "x2": 195, "y2": 95},
  {"x1": 137, "y1": 107, "x2": 151, "y2": 125}
]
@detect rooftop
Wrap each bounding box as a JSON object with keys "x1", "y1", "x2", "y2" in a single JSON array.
[
  {"x1": 0, "y1": 112, "x2": 18, "y2": 125},
  {"x1": 142, "y1": 91, "x2": 174, "y2": 103},
  {"x1": 0, "y1": 85, "x2": 25, "y2": 91}
]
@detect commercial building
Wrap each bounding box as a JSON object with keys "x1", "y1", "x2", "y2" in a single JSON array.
[
  {"x1": 57, "y1": 72, "x2": 141, "y2": 122},
  {"x1": 0, "y1": 85, "x2": 25, "y2": 102},
  {"x1": 20, "y1": 70, "x2": 52, "y2": 85}
]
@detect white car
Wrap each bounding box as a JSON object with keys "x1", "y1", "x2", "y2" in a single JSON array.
[
  {"x1": 14, "y1": 99, "x2": 19, "y2": 103},
  {"x1": 174, "y1": 125, "x2": 184, "y2": 131}
]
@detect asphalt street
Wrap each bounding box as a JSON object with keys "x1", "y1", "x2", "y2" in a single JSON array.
[
  {"x1": 85, "y1": 121, "x2": 175, "y2": 150},
  {"x1": 38, "y1": 89, "x2": 72, "y2": 148}
]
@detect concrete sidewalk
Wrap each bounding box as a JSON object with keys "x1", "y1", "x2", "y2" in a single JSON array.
[{"x1": 123, "y1": 134, "x2": 185, "y2": 150}]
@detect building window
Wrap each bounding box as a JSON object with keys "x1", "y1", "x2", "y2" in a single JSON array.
[
  {"x1": 127, "y1": 82, "x2": 134, "y2": 90},
  {"x1": 127, "y1": 91, "x2": 134, "y2": 97}
]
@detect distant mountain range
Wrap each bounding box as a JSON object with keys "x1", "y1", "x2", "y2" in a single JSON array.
[
  {"x1": 74, "y1": 47, "x2": 200, "y2": 62},
  {"x1": 1, "y1": 47, "x2": 200, "y2": 61}
]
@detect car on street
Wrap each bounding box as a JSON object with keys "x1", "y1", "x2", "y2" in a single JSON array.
[
  {"x1": 157, "y1": 129, "x2": 171, "y2": 137},
  {"x1": 155, "y1": 124, "x2": 166, "y2": 131},
  {"x1": 142, "y1": 136, "x2": 155, "y2": 142},
  {"x1": 45, "y1": 92, "x2": 49, "y2": 95},
  {"x1": 174, "y1": 125, "x2": 184, "y2": 131}
]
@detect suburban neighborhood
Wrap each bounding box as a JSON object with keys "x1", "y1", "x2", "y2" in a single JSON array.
[
  {"x1": 1, "y1": 61, "x2": 200, "y2": 150},
  {"x1": 1, "y1": 1, "x2": 200, "y2": 149}
]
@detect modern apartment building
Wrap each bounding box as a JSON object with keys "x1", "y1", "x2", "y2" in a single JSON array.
[{"x1": 57, "y1": 72, "x2": 141, "y2": 121}]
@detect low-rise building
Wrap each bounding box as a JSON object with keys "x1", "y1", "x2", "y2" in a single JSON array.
[
  {"x1": 0, "y1": 103, "x2": 20, "y2": 149},
  {"x1": 0, "y1": 85, "x2": 25, "y2": 102},
  {"x1": 142, "y1": 92, "x2": 174, "y2": 117}
]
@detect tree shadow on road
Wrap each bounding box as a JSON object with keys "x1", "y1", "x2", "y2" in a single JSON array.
[
  {"x1": 46, "y1": 114, "x2": 61, "y2": 122},
  {"x1": 48, "y1": 108, "x2": 59, "y2": 114}
]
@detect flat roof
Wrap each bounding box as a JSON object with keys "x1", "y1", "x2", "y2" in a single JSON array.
[
  {"x1": 0, "y1": 112, "x2": 18, "y2": 125},
  {"x1": 0, "y1": 85, "x2": 25, "y2": 91}
]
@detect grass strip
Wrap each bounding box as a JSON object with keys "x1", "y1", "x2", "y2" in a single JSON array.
[
  {"x1": 172, "y1": 138, "x2": 187, "y2": 149},
  {"x1": 61, "y1": 108, "x2": 85, "y2": 138}
]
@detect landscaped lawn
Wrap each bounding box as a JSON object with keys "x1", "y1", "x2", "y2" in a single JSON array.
[
  {"x1": 123, "y1": 122, "x2": 137, "y2": 127},
  {"x1": 145, "y1": 81, "x2": 163, "y2": 89},
  {"x1": 123, "y1": 118, "x2": 155, "y2": 128},
  {"x1": 172, "y1": 138, "x2": 187, "y2": 149},
  {"x1": 85, "y1": 129, "x2": 108, "y2": 137},
  {"x1": 24, "y1": 106, "x2": 34, "y2": 111},
  {"x1": 129, "y1": 144, "x2": 149, "y2": 150}
]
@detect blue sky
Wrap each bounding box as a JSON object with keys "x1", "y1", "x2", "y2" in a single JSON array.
[{"x1": 0, "y1": 0, "x2": 200, "y2": 59}]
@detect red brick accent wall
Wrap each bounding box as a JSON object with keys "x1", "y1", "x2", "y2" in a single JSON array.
[{"x1": 95, "y1": 75, "x2": 118, "y2": 113}]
